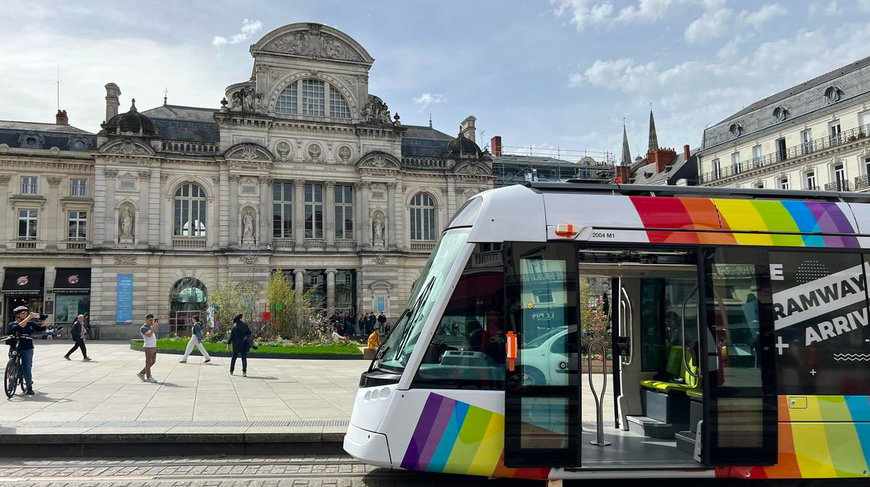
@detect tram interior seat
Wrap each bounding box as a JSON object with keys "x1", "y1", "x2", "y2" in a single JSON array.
[{"x1": 627, "y1": 345, "x2": 699, "y2": 440}]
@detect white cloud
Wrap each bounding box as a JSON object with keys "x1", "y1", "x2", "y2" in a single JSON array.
[
  {"x1": 860, "y1": 0, "x2": 870, "y2": 13},
  {"x1": 684, "y1": 5, "x2": 732, "y2": 44},
  {"x1": 212, "y1": 18, "x2": 263, "y2": 48},
  {"x1": 553, "y1": 0, "x2": 689, "y2": 30},
  {"x1": 808, "y1": 1, "x2": 842, "y2": 16},
  {"x1": 412, "y1": 92, "x2": 446, "y2": 110},
  {"x1": 737, "y1": 3, "x2": 787, "y2": 29}
]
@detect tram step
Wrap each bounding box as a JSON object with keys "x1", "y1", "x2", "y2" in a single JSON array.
[
  {"x1": 675, "y1": 430, "x2": 697, "y2": 457},
  {"x1": 625, "y1": 415, "x2": 686, "y2": 440}
]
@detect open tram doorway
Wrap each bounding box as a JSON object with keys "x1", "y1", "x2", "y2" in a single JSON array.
[{"x1": 504, "y1": 243, "x2": 777, "y2": 470}]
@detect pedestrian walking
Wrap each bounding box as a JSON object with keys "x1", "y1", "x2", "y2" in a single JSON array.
[
  {"x1": 138, "y1": 314, "x2": 158, "y2": 383},
  {"x1": 63, "y1": 314, "x2": 91, "y2": 361},
  {"x1": 227, "y1": 314, "x2": 252, "y2": 377},
  {"x1": 377, "y1": 312, "x2": 387, "y2": 334},
  {"x1": 179, "y1": 314, "x2": 211, "y2": 363}
]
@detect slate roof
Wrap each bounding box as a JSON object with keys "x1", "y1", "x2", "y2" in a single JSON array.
[
  {"x1": 401, "y1": 124, "x2": 453, "y2": 158},
  {"x1": 141, "y1": 104, "x2": 219, "y2": 143},
  {"x1": 630, "y1": 148, "x2": 699, "y2": 186},
  {"x1": 0, "y1": 120, "x2": 96, "y2": 152}
]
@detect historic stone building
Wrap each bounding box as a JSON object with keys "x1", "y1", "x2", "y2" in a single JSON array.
[
  {"x1": 0, "y1": 22, "x2": 493, "y2": 338},
  {"x1": 698, "y1": 56, "x2": 870, "y2": 192}
]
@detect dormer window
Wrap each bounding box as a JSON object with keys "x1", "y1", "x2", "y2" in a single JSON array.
[
  {"x1": 728, "y1": 123, "x2": 743, "y2": 139},
  {"x1": 824, "y1": 85, "x2": 843, "y2": 104},
  {"x1": 274, "y1": 79, "x2": 351, "y2": 119}
]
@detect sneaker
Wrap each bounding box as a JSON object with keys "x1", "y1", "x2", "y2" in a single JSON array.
[
  {"x1": 146, "y1": 377, "x2": 158, "y2": 383},
  {"x1": 179, "y1": 360, "x2": 187, "y2": 363},
  {"x1": 243, "y1": 372, "x2": 247, "y2": 377},
  {"x1": 83, "y1": 357, "x2": 92, "y2": 362},
  {"x1": 137, "y1": 372, "x2": 146, "y2": 381},
  {"x1": 63, "y1": 355, "x2": 70, "y2": 361},
  {"x1": 204, "y1": 359, "x2": 210, "y2": 363},
  {"x1": 229, "y1": 370, "x2": 234, "y2": 375},
  {"x1": 25, "y1": 388, "x2": 34, "y2": 395}
]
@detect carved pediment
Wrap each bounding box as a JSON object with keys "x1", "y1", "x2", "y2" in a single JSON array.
[
  {"x1": 357, "y1": 151, "x2": 400, "y2": 171},
  {"x1": 260, "y1": 24, "x2": 365, "y2": 63},
  {"x1": 454, "y1": 162, "x2": 492, "y2": 176},
  {"x1": 225, "y1": 143, "x2": 274, "y2": 162},
  {"x1": 100, "y1": 139, "x2": 155, "y2": 156}
]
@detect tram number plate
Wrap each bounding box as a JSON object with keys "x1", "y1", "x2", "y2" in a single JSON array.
[{"x1": 591, "y1": 231, "x2": 616, "y2": 239}]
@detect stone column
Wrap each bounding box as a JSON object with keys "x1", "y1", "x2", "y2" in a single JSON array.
[
  {"x1": 446, "y1": 175, "x2": 457, "y2": 230},
  {"x1": 258, "y1": 176, "x2": 271, "y2": 247},
  {"x1": 0, "y1": 175, "x2": 10, "y2": 246},
  {"x1": 360, "y1": 181, "x2": 371, "y2": 248},
  {"x1": 137, "y1": 170, "x2": 150, "y2": 247},
  {"x1": 218, "y1": 172, "x2": 229, "y2": 247},
  {"x1": 326, "y1": 268, "x2": 336, "y2": 315},
  {"x1": 386, "y1": 182, "x2": 397, "y2": 249},
  {"x1": 103, "y1": 169, "x2": 118, "y2": 245},
  {"x1": 293, "y1": 269, "x2": 305, "y2": 300},
  {"x1": 46, "y1": 176, "x2": 62, "y2": 249},
  {"x1": 229, "y1": 175, "x2": 240, "y2": 247},
  {"x1": 294, "y1": 179, "x2": 305, "y2": 247},
  {"x1": 393, "y1": 181, "x2": 404, "y2": 251},
  {"x1": 325, "y1": 181, "x2": 336, "y2": 248},
  {"x1": 149, "y1": 170, "x2": 161, "y2": 247}
]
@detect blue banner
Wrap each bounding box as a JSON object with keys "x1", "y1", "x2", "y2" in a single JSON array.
[
  {"x1": 116, "y1": 274, "x2": 134, "y2": 323},
  {"x1": 377, "y1": 296, "x2": 385, "y2": 313}
]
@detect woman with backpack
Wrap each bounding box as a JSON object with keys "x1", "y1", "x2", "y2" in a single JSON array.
[{"x1": 227, "y1": 314, "x2": 252, "y2": 377}]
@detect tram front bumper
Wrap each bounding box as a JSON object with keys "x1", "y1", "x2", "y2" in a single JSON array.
[{"x1": 343, "y1": 423, "x2": 392, "y2": 468}]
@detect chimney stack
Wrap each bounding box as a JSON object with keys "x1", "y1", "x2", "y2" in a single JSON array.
[
  {"x1": 105, "y1": 82, "x2": 121, "y2": 123},
  {"x1": 460, "y1": 115, "x2": 477, "y2": 143},
  {"x1": 491, "y1": 136, "x2": 502, "y2": 156},
  {"x1": 683, "y1": 144, "x2": 691, "y2": 161},
  {"x1": 55, "y1": 109, "x2": 69, "y2": 125}
]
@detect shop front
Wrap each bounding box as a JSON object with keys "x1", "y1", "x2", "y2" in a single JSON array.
[
  {"x1": 52, "y1": 268, "x2": 91, "y2": 326},
  {"x1": 2, "y1": 267, "x2": 45, "y2": 323}
]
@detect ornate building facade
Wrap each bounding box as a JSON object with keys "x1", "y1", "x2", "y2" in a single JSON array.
[
  {"x1": 698, "y1": 56, "x2": 870, "y2": 192},
  {"x1": 0, "y1": 23, "x2": 493, "y2": 338}
]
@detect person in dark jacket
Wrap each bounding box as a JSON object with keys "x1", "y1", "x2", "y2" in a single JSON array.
[
  {"x1": 227, "y1": 314, "x2": 252, "y2": 377},
  {"x1": 8, "y1": 305, "x2": 46, "y2": 395},
  {"x1": 377, "y1": 312, "x2": 387, "y2": 333},
  {"x1": 180, "y1": 314, "x2": 211, "y2": 363},
  {"x1": 63, "y1": 314, "x2": 91, "y2": 361}
]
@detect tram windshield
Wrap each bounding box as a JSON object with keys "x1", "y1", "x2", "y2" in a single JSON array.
[{"x1": 376, "y1": 228, "x2": 470, "y2": 372}]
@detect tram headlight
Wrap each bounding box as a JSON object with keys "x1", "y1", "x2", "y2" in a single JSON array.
[
  {"x1": 379, "y1": 387, "x2": 390, "y2": 399},
  {"x1": 364, "y1": 391, "x2": 372, "y2": 401}
]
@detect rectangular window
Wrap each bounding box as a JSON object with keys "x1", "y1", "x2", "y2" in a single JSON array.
[
  {"x1": 272, "y1": 181, "x2": 293, "y2": 238},
  {"x1": 18, "y1": 209, "x2": 37, "y2": 240},
  {"x1": 712, "y1": 158, "x2": 721, "y2": 179},
  {"x1": 20, "y1": 176, "x2": 37, "y2": 195},
  {"x1": 829, "y1": 121, "x2": 842, "y2": 145},
  {"x1": 67, "y1": 210, "x2": 87, "y2": 240},
  {"x1": 640, "y1": 277, "x2": 699, "y2": 372},
  {"x1": 275, "y1": 83, "x2": 297, "y2": 114},
  {"x1": 801, "y1": 129, "x2": 813, "y2": 154},
  {"x1": 70, "y1": 179, "x2": 87, "y2": 197},
  {"x1": 304, "y1": 182, "x2": 323, "y2": 239},
  {"x1": 731, "y1": 152, "x2": 741, "y2": 173},
  {"x1": 776, "y1": 138, "x2": 787, "y2": 161},
  {"x1": 334, "y1": 184, "x2": 354, "y2": 240},
  {"x1": 861, "y1": 111, "x2": 870, "y2": 132},
  {"x1": 834, "y1": 164, "x2": 846, "y2": 189},
  {"x1": 780, "y1": 177, "x2": 789, "y2": 190},
  {"x1": 756, "y1": 181, "x2": 765, "y2": 189},
  {"x1": 865, "y1": 157, "x2": 870, "y2": 176},
  {"x1": 752, "y1": 145, "x2": 762, "y2": 167},
  {"x1": 329, "y1": 86, "x2": 350, "y2": 119},
  {"x1": 805, "y1": 171, "x2": 816, "y2": 190},
  {"x1": 302, "y1": 79, "x2": 325, "y2": 116}
]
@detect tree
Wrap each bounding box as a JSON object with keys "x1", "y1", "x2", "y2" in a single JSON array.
[
  {"x1": 265, "y1": 270, "x2": 320, "y2": 341},
  {"x1": 206, "y1": 279, "x2": 246, "y2": 340}
]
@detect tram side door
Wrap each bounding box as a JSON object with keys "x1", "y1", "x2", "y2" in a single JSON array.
[
  {"x1": 503, "y1": 242, "x2": 580, "y2": 468},
  {"x1": 701, "y1": 247, "x2": 778, "y2": 466}
]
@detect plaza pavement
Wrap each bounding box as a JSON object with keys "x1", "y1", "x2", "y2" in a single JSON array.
[{"x1": 0, "y1": 341, "x2": 363, "y2": 443}]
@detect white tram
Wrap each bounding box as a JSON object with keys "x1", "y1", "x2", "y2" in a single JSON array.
[{"x1": 345, "y1": 183, "x2": 870, "y2": 481}]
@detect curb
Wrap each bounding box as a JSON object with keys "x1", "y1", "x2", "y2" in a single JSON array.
[{"x1": 129, "y1": 340, "x2": 366, "y2": 360}]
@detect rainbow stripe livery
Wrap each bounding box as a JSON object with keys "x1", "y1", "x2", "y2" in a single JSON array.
[{"x1": 629, "y1": 196, "x2": 860, "y2": 247}]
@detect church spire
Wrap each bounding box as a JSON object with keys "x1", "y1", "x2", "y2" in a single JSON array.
[
  {"x1": 621, "y1": 122, "x2": 631, "y2": 166},
  {"x1": 648, "y1": 109, "x2": 659, "y2": 152}
]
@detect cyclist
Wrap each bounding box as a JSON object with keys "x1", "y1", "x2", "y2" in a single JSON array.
[{"x1": 7, "y1": 305, "x2": 46, "y2": 395}]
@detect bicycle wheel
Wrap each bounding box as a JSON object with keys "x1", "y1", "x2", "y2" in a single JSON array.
[{"x1": 4, "y1": 359, "x2": 19, "y2": 399}]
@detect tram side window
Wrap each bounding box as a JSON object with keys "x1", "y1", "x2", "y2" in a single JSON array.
[
  {"x1": 414, "y1": 243, "x2": 506, "y2": 389},
  {"x1": 770, "y1": 251, "x2": 869, "y2": 395},
  {"x1": 640, "y1": 277, "x2": 699, "y2": 377}
]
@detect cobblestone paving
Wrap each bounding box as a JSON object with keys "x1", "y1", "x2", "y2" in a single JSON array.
[{"x1": 0, "y1": 454, "x2": 537, "y2": 486}]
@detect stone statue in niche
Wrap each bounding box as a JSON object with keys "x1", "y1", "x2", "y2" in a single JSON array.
[
  {"x1": 119, "y1": 206, "x2": 134, "y2": 242},
  {"x1": 231, "y1": 86, "x2": 262, "y2": 113},
  {"x1": 241, "y1": 209, "x2": 255, "y2": 245},
  {"x1": 372, "y1": 212, "x2": 385, "y2": 247},
  {"x1": 361, "y1": 96, "x2": 392, "y2": 125}
]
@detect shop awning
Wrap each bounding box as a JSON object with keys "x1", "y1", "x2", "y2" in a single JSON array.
[
  {"x1": 53, "y1": 268, "x2": 91, "y2": 294},
  {"x1": 1, "y1": 268, "x2": 44, "y2": 296}
]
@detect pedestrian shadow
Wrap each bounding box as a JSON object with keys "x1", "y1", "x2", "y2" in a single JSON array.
[
  {"x1": 236, "y1": 376, "x2": 277, "y2": 380},
  {"x1": 157, "y1": 382, "x2": 183, "y2": 388},
  {"x1": 12, "y1": 393, "x2": 71, "y2": 403}
]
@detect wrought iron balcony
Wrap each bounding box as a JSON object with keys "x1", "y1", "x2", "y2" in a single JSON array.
[
  {"x1": 855, "y1": 175, "x2": 870, "y2": 191},
  {"x1": 701, "y1": 123, "x2": 870, "y2": 183},
  {"x1": 824, "y1": 180, "x2": 850, "y2": 192}
]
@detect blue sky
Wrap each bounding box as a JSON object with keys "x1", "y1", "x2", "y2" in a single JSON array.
[{"x1": 2, "y1": 0, "x2": 870, "y2": 162}]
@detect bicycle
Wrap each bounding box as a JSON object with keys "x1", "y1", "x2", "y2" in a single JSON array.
[{"x1": 2, "y1": 334, "x2": 31, "y2": 399}]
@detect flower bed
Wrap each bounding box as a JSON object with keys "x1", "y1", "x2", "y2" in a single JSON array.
[{"x1": 131, "y1": 337, "x2": 364, "y2": 358}]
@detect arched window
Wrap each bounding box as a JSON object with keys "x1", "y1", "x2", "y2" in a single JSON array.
[
  {"x1": 274, "y1": 79, "x2": 351, "y2": 119},
  {"x1": 275, "y1": 83, "x2": 297, "y2": 114},
  {"x1": 169, "y1": 277, "x2": 207, "y2": 335},
  {"x1": 409, "y1": 193, "x2": 436, "y2": 241},
  {"x1": 174, "y1": 183, "x2": 206, "y2": 237}
]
